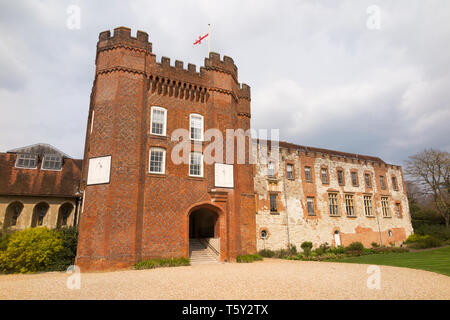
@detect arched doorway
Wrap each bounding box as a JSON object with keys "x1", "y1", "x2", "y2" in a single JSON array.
[
  {"x1": 189, "y1": 208, "x2": 218, "y2": 239},
  {"x1": 4, "y1": 202, "x2": 23, "y2": 229},
  {"x1": 31, "y1": 202, "x2": 49, "y2": 227},
  {"x1": 187, "y1": 204, "x2": 222, "y2": 263},
  {"x1": 57, "y1": 203, "x2": 74, "y2": 228},
  {"x1": 334, "y1": 230, "x2": 341, "y2": 247}
]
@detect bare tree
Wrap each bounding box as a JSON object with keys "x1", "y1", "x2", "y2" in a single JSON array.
[{"x1": 405, "y1": 149, "x2": 450, "y2": 228}]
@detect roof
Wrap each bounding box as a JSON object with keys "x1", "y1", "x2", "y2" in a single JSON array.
[
  {"x1": 254, "y1": 139, "x2": 388, "y2": 164},
  {"x1": 0, "y1": 153, "x2": 82, "y2": 197},
  {"x1": 7, "y1": 143, "x2": 72, "y2": 158}
]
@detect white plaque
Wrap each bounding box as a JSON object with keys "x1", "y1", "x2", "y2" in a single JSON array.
[
  {"x1": 87, "y1": 156, "x2": 111, "y2": 185},
  {"x1": 214, "y1": 163, "x2": 234, "y2": 188}
]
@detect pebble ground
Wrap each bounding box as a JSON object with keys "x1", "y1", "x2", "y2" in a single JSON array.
[{"x1": 0, "y1": 259, "x2": 449, "y2": 299}]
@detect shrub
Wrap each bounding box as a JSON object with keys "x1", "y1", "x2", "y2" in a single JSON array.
[
  {"x1": 236, "y1": 254, "x2": 263, "y2": 263},
  {"x1": 0, "y1": 227, "x2": 63, "y2": 274},
  {"x1": 276, "y1": 249, "x2": 288, "y2": 259},
  {"x1": 48, "y1": 227, "x2": 79, "y2": 271},
  {"x1": 258, "y1": 249, "x2": 275, "y2": 258},
  {"x1": 345, "y1": 242, "x2": 364, "y2": 252},
  {"x1": 327, "y1": 246, "x2": 346, "y2": 254},
  {"x1": 135, "y1": 257, "x2": 190, "y2": 270},
  {"x1": 287, "y1": 244, "x2": 297, "y2": 256},
  {"x1": 371, "y1": 242, "x2": 380, "y2": 248},
  {"x1": 300, "y1": 241, "x2": 313, "y2": 257}
]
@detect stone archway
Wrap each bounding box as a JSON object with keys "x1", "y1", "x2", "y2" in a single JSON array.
[
  {"x1": 186, "y1": 203, "x2": 224, "y2": 263},
  {"x1": 189, "y1": 208, "x2": 219, "y2": 239}
]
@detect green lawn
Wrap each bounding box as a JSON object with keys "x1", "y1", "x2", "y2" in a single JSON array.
[{"x1": 332, "y1": 246, "x2": 450, "y2": 277}]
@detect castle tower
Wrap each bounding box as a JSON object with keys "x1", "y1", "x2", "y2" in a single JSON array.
[{"x1": 76, "y1": 27, "x2": 256, "y2": 270}]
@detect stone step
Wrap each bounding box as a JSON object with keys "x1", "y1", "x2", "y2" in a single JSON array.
[{"x1": 189, "y1": 239, "x2": 219, "y2": 264}]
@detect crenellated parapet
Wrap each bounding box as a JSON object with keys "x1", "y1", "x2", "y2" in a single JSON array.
[
  {"x1": 97, "y1": 26, "x2": 152, "y2": 53},
  {"x1": 204, "y1": 52, "x2": 238, "y2": 82}
]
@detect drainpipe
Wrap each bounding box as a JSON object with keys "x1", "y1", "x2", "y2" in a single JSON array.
[
  {"x1": 281, "y1": 155, "x2": 291, "y2": 249},
  {"x1": 375, "y1": 211, "x2": 383, "y2": 246}
]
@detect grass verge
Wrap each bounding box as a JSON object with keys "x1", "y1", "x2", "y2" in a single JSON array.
[
  {"x1": 332, "y1": 246, "x2": 450, "y2": 276},
  {"x1": 135, "y1": 257, "x2": 190, "y2": 270},
  {"x1": 236, "y1": 254, "x2": 263, "y2": 263}
]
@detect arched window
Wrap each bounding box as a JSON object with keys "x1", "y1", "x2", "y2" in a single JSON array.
[
  {"x1": 388, "y1": 230, "x2": 393, "y2": 237},
  {"x1": 334, "y1": 230, "x2": 341, "y2": 247},
  {"x1": 4, "y1": 202, "x2": 23, "y2": 228},
  {"x1": 32, "y1": 203, "x2": 49, "y2": 227},
  {"x1": 58, "y1": 203, "x2": 74, "y2": 227}
]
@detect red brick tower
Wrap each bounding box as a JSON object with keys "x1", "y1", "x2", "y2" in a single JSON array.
[{"x1": 76, "y1": 27, "x2": 256, "y2": 271}]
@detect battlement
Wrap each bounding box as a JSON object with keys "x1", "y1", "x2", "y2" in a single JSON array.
[
  {"x1": 204, "y1": 52, "x2": 238, "y2": 80},
  {"x1": 98, "y1": 27, "x2": 152, "y2": 52},
  {"x1": 239, "y1": 83, "x2": 251, "y2": 100}
]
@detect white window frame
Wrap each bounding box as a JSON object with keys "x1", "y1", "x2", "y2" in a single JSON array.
[
  {"x1": 381, "y1": 196, "x2": 390, "y2": 217},
  {"x1": 345, "y1": 194, "x2": 355, "y2": 216},
  {"x1": 149, "y1": 147, "x2": 166, "y2": 174},
  {"x1": 190, "y1": 113, "x2": 204, "y2": 141},
  {"x1": 364, "y1": 195, "x2": 373, "y2": 216},
  {"x1": 189, "y1": 152, "x2": 203, "y2": 177},
  {"x1": 15, "y1": 153, "x2": 38, "y2": 169},
  {"x1": 150, "y1": 106, "x2": 167, "y2": 136},
  {"x1": 41, "y1": 154, "x2": 63, "y2": 171}
]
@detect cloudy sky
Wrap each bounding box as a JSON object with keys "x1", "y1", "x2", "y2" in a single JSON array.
[{"x1": 0, "y1": 0, "x2": 449, "y2": 165}]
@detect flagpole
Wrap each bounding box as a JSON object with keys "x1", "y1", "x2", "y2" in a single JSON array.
[{"x1": 208, "y1": 24, "x2": 211, "y2": 54}]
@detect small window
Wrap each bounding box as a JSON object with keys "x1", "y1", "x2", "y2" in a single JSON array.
[
  {"x1": 388, "y1": 230, "x2": 393, "y2": 237},
  {"x1": 321, "y1": 168, "x2": 329, "y2": 184},
  {"x1": 149, "y1": 148, "x2": 166, "y2": 174},
  {"x1": 307, "y1": 197, "x2": 315, "y2": 215},
  {"x1": 345, "y1": 194, "x2": 355, "y2": 216},
  {"x1": 328, "y1": 193, "x2": 338, "y2": 216},
  {"x1": 42, "y1": 154, "x2": 62, "y2": 170},
  {"x1": 33, "y1": 203, "x2": 49, "y2": 227},
  {"x1": 15, "y1": 153, "x2": 38, "y2": 169},
  {"x1": 190, "y1": 114, "x2": 204, "y2": 141},
  {"x1": 364, "y1": 195, "x2": 373, "y2": 216},
  {"x1": 365, "y1": 173, "x2": 372, "y2": 188},
  {"x1": 380, "y1": 176, "x2": 386, "y2": 190},
  {"x1": 337, "y1": 170, "x2": 344, "y2": 185},
  {"x1": 150, "y1": 106, "x2": 167, "y2": 136},
  {"x1": 392, "y1": 176, "x2": 399, "y2": 191},
  {"x1": 11, "y1": 205, "x2": 22, "y2": 226},
  {"x1": 351, "y1": 172, "x2": 358, "y2": 187},
  {"x1": 261, "y1": 230, "x2": 268, "y2": 239},
  {"x1": 286, "y1": 164, "x2": 294, "y2": 179},
  {"x1": 268, "y1": 162, "x2": 275, "y2": 177},
  {"x1": 189, "y1": 152, "x2": 203, "y2": 177},
  {"x1": 270, "y1": 194, "x2": 278, "y2": 213},
  {"x1": 304, "y1": 167, "x2": 312, "y2": 182},
  {"x1": 395, "y1": 203, "x2": 402, "y2": 217}
]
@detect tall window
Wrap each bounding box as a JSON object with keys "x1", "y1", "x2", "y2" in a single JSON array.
[
  {"x1": 381, "y1": 196, "x2": 390, "y2": 217},
  {"x1": 190, "y1": 114, "x2": 204, "y2": 141},
  {"x1": 268, "y1": 162, "x2": 275, "y2": 177},
  {"x1": 42, "y1": 154, "x2": 62, "y2": 170},
  {"x1": 286, "y1": 164, "x2": 294, "y2": 179},
  {"x1": 150, "y1": 106, "x2": 167, "y2": 136},
  {"x1": 33, "y1": 203, "x2": 49, "y2": 227},
  {"x1": 364, "y1": 195, "x2": 373, "y2": 216},
  {"x1": 189, "y1": 152, "x2": 203, "y2": 177},
  {"x1": 149, "y1": 148, "x2": 166, "y2": 174},
  {"x1": 15, "y1": 153, "x2": 38, "y2": 169},
  {"x1": 328, "y1": 193, "x2": 338, "y2": 216},
  {"x1": 11, "y1": 205, "x2": 21, "y2": 226},
  {"x1": 307, "y1": 197, "x2": 315, "y2": 215},
  {"x1": 337, "y1": 170, "x2": 344, "y2": 185},
  {"x1": 392, "y1": 176, "x2": 399, "y2": 190},
  {"x1": 304, "y1": 167, "x2": 312, "y2": 182},
  {"x1": 345, "y1": 194, "x2": 355, "y2": 216},
  {"x1": 351, "y1": 172, "x2": 358, "y2": 187},
  {"x1": 270, "y1": 194, "x2": 278, "y2": 213},
  {"x1": 365, "y1": 173, "x2": 372, "y2": 188},
  {"x1": 321, "y1": 168, "x2": 329, "y2": 184},
  {"x1": 380, "y1": 176, "x2": 386, "y2": 190}
]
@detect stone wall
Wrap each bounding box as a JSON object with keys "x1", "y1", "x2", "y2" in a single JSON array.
[
  {"x1": 0, "y1": 196, "x2": 77, "y2": 230},
  {"x1": 254, "y1": 142, "x2": 413, "y2": 251}
]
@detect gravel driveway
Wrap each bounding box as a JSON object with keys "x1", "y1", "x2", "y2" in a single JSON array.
[{"x1": 1, "y1": 259, "x2": 449, "y2": 299}]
